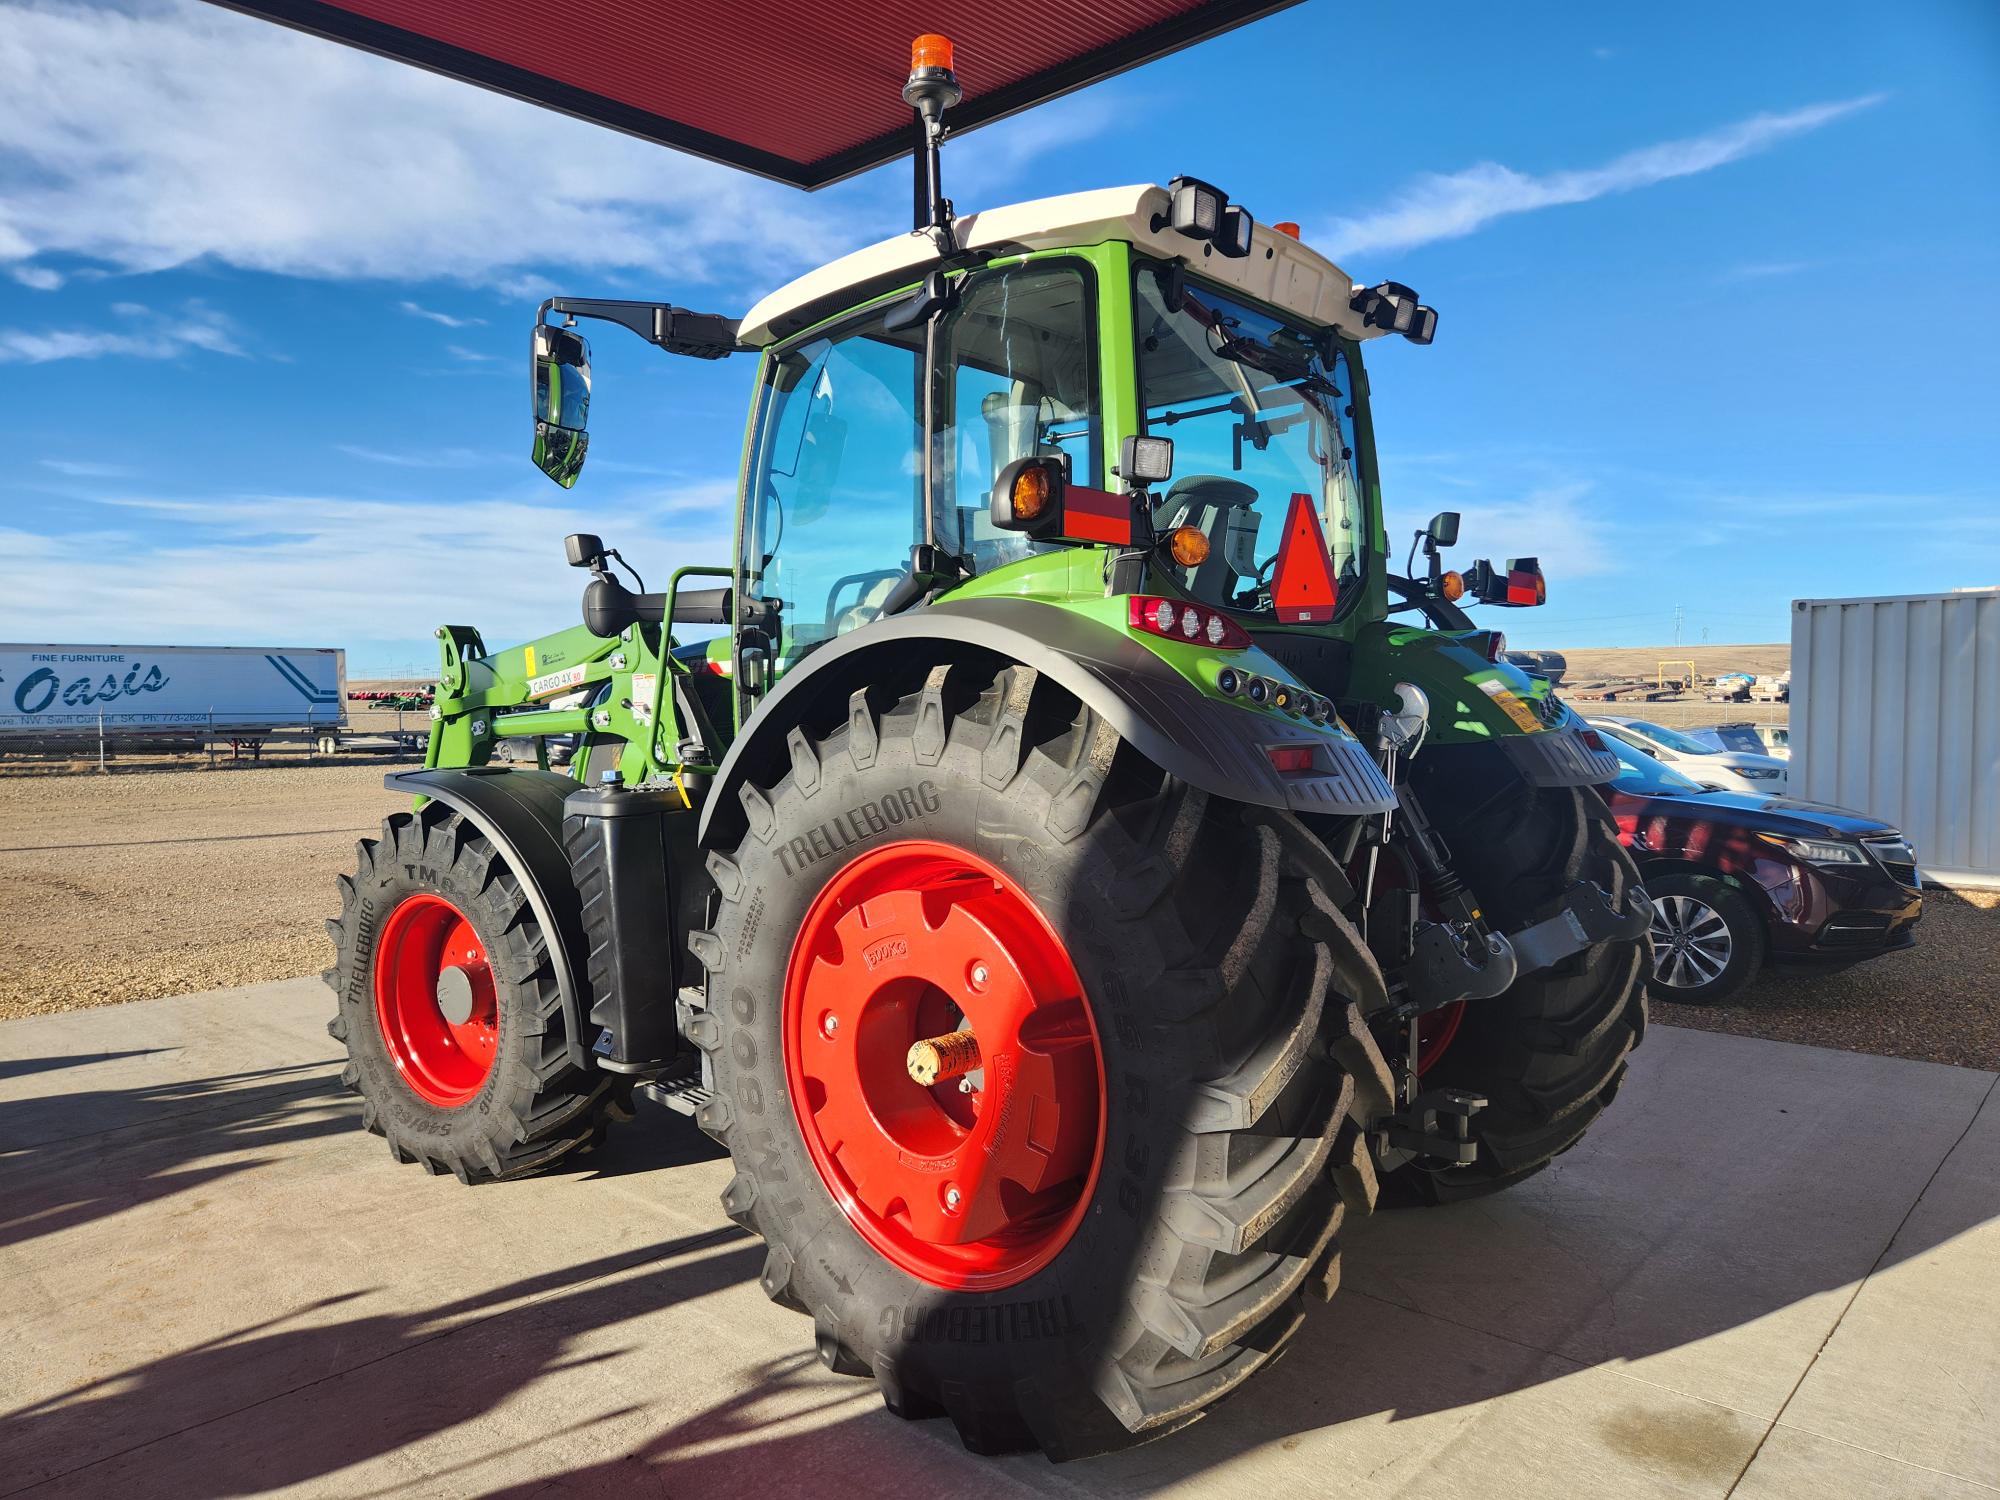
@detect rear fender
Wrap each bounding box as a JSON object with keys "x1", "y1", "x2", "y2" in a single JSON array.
[
  {"x1": 387, "y1": 767, "x2": 596, "y2": 1071},
  {"x1": 699, "y1": 595, "x2": 1396, "y2": 847}
]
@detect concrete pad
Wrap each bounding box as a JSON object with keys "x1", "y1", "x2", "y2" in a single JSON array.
[
  {"x1": 1342, "y1": 1026, "x2": 1997, "y2": 1419},
  {"x1": 2, "y1": 979, "x2": 1996, "y2": 1499},
  {"x1": 1771, "y1": 1077, "x2": 2000, "y2": 1486},
  {"x1": 1733, "y1": 1425, "x2": 2000, "y2": 1500}
]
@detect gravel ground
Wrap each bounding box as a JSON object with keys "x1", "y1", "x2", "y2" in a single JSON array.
[
  {"x1": 0, "y1": 763, "x2": 406, "y2": 1018},
  {"x1": 2, "y1": 762, "x2": 1994, "y2": 1073},
  {"x1": 1650, "y1": 884, "x2": 2000, "y2": 1070}
]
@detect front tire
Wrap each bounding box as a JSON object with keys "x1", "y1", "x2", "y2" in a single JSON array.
[
  {"x1": 691, "y1": 660, "x2": 1393, "y2": 1460},
  {"x1": 325, "y1": 803, "x2": 618, "y2": 1182},
  {"x1": 1644, "y1": 871, "x2": 1763, "y2": 1005}
]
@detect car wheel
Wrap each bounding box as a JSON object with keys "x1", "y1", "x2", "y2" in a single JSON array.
[{"x1": 1644, "y1": 873, "x2": 1764, "y2": 1005}]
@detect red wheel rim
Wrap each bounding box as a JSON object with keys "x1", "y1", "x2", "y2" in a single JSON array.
[
  {"x1": 373, "y1": 892, "x2": 499, "y2": 1108},
  {"x1": 782, "y1": 840, "x2": 1105, "y2": 1292},
  {"x1": 1415, "y1": 1000, "x2": 1465, "y2": 1074}
]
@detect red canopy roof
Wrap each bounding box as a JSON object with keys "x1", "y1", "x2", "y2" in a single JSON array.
[{"x1": 205, "y1": 0, "x2": 1301, "y2": 188}]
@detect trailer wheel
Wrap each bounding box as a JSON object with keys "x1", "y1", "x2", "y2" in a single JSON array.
[
  {"x1": 692, "y1": 660, "x2": 1393, "y2": 1460},
  {"x1": 324, "y1": 803, "x2": 616, "y2": 1182},
  {"x1": 1391, "y1": 783, "x2": 1648, "y2": 1204}
]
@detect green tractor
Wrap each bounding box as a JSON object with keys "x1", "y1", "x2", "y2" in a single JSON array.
[{"x1": 326, "y1": 42, "x2": 1649, "y2": 1461}]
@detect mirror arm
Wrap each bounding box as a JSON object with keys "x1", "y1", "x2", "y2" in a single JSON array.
[{"x1": 540, "y1": 297, "x2": 744, "y2": 360}]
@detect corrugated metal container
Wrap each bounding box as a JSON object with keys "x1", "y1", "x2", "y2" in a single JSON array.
[{"x1": 1791, "y1": 589, "x2": 2000, "y2": 884}]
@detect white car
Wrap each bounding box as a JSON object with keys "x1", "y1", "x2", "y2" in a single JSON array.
[{"x1": 1586, "y1": 716, "x2": 1790, "y2": 794}]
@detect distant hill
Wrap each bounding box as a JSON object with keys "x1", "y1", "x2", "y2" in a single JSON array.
[{"x1": 1550, "y1": 643, "x2": 1789, "y2": 684}]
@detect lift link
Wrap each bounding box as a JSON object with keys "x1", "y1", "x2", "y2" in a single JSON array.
[{"x1": 1393, "y1": 784, "x2": 1519, "y2": 1012}]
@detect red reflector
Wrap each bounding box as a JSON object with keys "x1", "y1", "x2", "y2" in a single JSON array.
[
  {"x1": 1270, "y1": 492, "x2": 1339, "y2": 623},
  {"x1": 1267, "y1": 746, "x2": 1315, "y2": 773},
  {"x1": 1581, "y1": 729, "x2": 1607, "y2": 752},
  {"x1": 1062, "y1": 485, "x2": 1132, "y2": 545},
  {"x1": 1126, "y1": 595, "x2": 1252, "y2": 650}
]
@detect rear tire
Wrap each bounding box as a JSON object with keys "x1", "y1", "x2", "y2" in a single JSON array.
[
  {"x1": 692, "y1": 660, "x2": 1393, "y2": 1460},
  {"x1": 1390, "y1": 782, "x2": 1648, "y2": 1204},
  {"x1": 325, "y1": 803, "x2": 617, "y2": 1183}
]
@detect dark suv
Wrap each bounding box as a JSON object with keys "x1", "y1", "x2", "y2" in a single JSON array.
[{"x1": 1603, "y1": 737, "x2": 1923, "y2": 1003}]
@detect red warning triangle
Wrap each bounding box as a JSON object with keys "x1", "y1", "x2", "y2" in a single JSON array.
[{"x1": 1270, "y1": 492, "x2": 1340, "y2": 623}]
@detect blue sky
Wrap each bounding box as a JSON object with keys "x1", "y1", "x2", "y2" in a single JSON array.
[{"x1": 2, "y1": 0, "x2": 1995, "y2": 674}]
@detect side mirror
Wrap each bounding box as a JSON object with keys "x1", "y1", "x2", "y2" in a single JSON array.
[
  {"x1": 564, "y1": 533, "x2": 605, "y2": 570},
  {"x1": 1467, "y1": 557, "x2": 1547, "y2": 607},
  {"x1": 531, "y1": 323, "x2": 591, "y2": 488},
  {"x1": 1426, "y1": 511, "x2": 1460, "y2": 548}
]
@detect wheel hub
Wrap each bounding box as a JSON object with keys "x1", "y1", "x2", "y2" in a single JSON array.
[
  {"x1": 782, "y1": 841, "x2": 1104, "y2": 1291},
  {"x1": 373, "y1": 893, "x2": 499, "y2": 1107},
  {"x1": 1650, "y1": 893, "x2": 1732, "y2": 990}
]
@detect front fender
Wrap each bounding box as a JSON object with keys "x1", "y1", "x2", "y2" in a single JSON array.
[
  {"x1": 699, "y1": 596, "x2": 1395, "y2": 845},
  {"x1": 387, "y1": 767, "x2": 596, "y2": 1071}
]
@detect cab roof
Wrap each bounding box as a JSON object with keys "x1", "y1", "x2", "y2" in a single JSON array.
[
  {"x1": 204, "y1": 1, "x2": 1302, "y2": 189},
  {"x1": 738, "y1": 184, "x2": 1377, "y2": 346}
]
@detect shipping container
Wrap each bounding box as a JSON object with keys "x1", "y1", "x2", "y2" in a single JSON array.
[
  {"x1": 1791, "y1": 590, "x2": 2000, "y2": 884},
  {"x1": 0, "y1": 644, "x2": 347, "y2": 747}
]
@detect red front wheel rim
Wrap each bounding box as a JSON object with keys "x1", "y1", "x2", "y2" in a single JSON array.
[
  {"x1": 782, "y1": 840, "x2": 1106, "y2": 1292},
  {"x1": 373, "y1": 892, "x2": 499, "y2": 1108}
]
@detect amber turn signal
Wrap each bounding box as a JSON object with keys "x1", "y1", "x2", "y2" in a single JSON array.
[
  {"x1": 1167, "y1": 525, "x2": 1210, "y2": 567},
  {"x1": 910, "y1": 33, "x2": 955, "y2": 72},
  {"x1": 1012, "y1": 463, "x2": 1051, "y2": 520},
  {"x1": 1440, "y1": 569, "x2": 1465, "y2": 601}
]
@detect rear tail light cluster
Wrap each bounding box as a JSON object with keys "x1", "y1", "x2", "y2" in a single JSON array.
[
  {"x1": 1128, "y1": 595, "x2": 1252, "y2": 650},
  {"x1": 1215, "y1": 667, "x2": 1336, "y2": 725}
]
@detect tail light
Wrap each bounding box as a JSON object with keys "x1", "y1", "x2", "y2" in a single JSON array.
[
  {"x1": 1128, "y1": 596, "x2": 1252, "y2": 650},
  {"x1": 1486, "y1": 631, "x2": 1507, "y2": 662}
]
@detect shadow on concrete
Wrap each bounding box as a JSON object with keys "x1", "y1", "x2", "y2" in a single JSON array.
[
  {"x1": 0, "y1": 1062, "x2": 353, "y2": 1251},
  {"x1": 2, "y1": 1230, "x2": 761, "y2": 1498},
  {"x1": 6, "y1": 1042, "x2": 1992, "y2": 1497},
  {"x1": 0, "y1": 1049, "x2": 169, "y2": 1082}
]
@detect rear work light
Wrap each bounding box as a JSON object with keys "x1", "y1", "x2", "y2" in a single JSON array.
[{"x1": 1128, "y1": 596, "x2": 1252, "y2": 650}]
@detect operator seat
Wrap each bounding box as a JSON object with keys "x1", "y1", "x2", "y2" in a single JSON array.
[{"x1": 1153, "y1": 474, "x2": 1259, "y2": 598}]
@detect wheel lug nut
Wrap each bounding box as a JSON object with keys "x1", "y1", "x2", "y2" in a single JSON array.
[
  {"x1": 958, "y1": 1077, "x2": 975, "y2": 1094},
  {"x1": 820, "y1": 1011, "x2": 838, "y2": 1038},
  {"x1": 970, "y1": 963, "x2": 990, "y2": 990},
  {"x1": 943, "y1": 1184, "x2": 961, "y2": 1212}
]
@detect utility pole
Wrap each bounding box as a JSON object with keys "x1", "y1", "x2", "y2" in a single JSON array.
[{"x1": 1673, "y1": 604, "x2": 1685, "y2": 647}]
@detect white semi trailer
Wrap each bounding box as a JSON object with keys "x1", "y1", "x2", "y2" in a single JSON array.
[{"x1": 0, "y1": 644, "x2": 347, "y2": 754}]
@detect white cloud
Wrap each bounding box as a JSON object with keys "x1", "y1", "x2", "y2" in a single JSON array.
[
  {"x1": 399, "y1": 300, "x2": 485, "y2": 328},
  {"x1": 1718, "y1": 259, "x2": 1816, "y2": 281},
  {"x1": 0, "y1": 300, "x2": 244, "y2": 362},
  {"x1": 445, "y1": 343, "x2": 499, "y2": 363},
  {"x1": 0, "y1": 0, "x2": 858, "y2": 294},
  {"x1": 10, "y1": 265, "x2": 64, "y2": 290},
  {"x1": 336, "y1": 444, "x2": 491, "y2": 469},
  {"x1": 0, "y1": 490, "x2": 736, "y2": 665},
  {"x1": 1322, "y1": 95, "x2": 1885, "y2": 260},
  {"x1": 40, "y1": 458, "x2": 138, "y2": 478}
]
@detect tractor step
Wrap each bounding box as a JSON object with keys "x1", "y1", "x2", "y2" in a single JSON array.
[{"x1": 637, "y1": 1061, "x2": 714, "y2": 1118}]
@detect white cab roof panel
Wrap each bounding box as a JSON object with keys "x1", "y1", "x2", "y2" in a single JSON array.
[{"x1": 738, "y1": 184, "x2": 1379, "y2": 346}]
